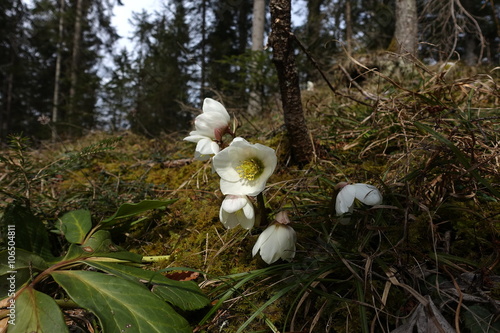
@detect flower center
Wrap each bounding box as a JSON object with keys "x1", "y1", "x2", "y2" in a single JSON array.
[{"x1": 236, "y1": 158, "x2": 263, "y2": 181}]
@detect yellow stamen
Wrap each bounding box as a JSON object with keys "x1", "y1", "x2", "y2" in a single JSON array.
[{"x1": 236, "y1": 158, "x2": 263, "y2": 181}]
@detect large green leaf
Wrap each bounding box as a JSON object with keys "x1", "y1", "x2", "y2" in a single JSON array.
[
  {"x1": 0, "y1": 249, "x2": 49, "y2": 298},
  {"x1": 6, "y1": 287, "x2": 68, "y2": 333},
  {"x1": 101, "y1": 199, "x2": 177, "y2": 226},
  {"x1": 1, "y1": 204, "x2": 54, "y2": 260},
  {"x1": 59, "y1": 209, "x2": 92, "y2": 244},
  {"x1": 83, "y1": 261, "x2": 210, "y2": 311},
  {"x1": 0, "y1": 248, "x2": 48, "y2": 275},
  {"x1": 51, "y1": 270, "x2": 192, "y2": 333},
  {"x1": 80, "y1": 230, "x2": 142, "y2": 262},
  {"x1": 463, "y1": 304, "x2": 500, "y2": 332}
]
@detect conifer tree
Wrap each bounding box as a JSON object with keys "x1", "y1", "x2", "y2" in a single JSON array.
[{"x1": 127, "y1": 0, "x2": 192, "y2": 136}]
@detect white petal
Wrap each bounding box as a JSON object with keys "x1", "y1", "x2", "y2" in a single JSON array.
[
  {"x1": 183, "y1": 133, "x2": 206, "y2": 143},
  {"x1": 195, "y1": 112, "x2": 228, "y2": 136},
  {"x1": 196, "y1": 138, "x2": 219, "y2": 155},
  {"x1": 203, "y1": 98, "x2": 230, "y2": 121},
  {"x1": 352, "y1": 183, "x2": 383, "y2": 206},
  {"x1": 274, "y1": 224, "x2": 296, "y2": 261},
  {"x1": 252, "y1": 224, "x2": 277, "y2": 257},
  {"x1": 213, "y1": 138, "x2": 277, "y2": 196},
  {"x1": 239, "y1": 202, "x2": 255, "y2": 229},
  {"x1": 221, "y1": 195, "x2": 248, "y2": 213},
  {"x1": 212, "y1": 146, "x2": 241, "y2": 181},
  {"x1": 335, "y1": 185, "x2": 356, "y2": 215},
  {"x1": 236, "y1": 208, "x2": 255, "y2": 230},
  {"x1": 254, "y1": 224, "x2": 296, "y2": 264},
  {"x1": 219, "y1": 207, "x2": 240, "y2": 229},
  {"x1": 220, "y1": 179, "x2": 265, "y2": 197}
]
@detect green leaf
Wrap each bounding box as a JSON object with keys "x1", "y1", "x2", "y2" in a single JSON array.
[
  {"x1": 80, "y1": 230, "x2": 142, "y2": 262},
  {"x1": 101, "y1": 199, "x2": 177, "y2": 226},
  {"x1": 463, "y1": 304, "x2": 500, "y2": 332},
  {"x1": 59, "y1": 209, "x2": 92, "y2": 244},
  {"x1": 0, "y1": 249, "x2": 49, "y2": 298},
  {"x1": 6, "y1": 287, "x2": 68, "y2": 333},
  {"x1": 83, "y1": 261, "x2": 210, "y2": 311},
  {"x1": 51, "y1": 270, "x2": 192, "y2": 333},
  {"x1": 0, "y1": 204, "x2": 54, "y2": 260},
  {"x1": 0, "y1": 248, "x2": 49, "y2": 275}
]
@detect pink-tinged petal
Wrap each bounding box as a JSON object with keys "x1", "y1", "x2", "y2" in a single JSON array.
[
  {"x1": 335, "y1": 185, "x2": 356, "y2": 215},
  {"x1": 275, "y1": 211, "x2": 290, "y2": 225},
  {"x1": 195, "y1": 112, "x2": 229, "y2": 134},
  {"x1": 352, "y1": 183, "x2": 383, "y2": 205}
]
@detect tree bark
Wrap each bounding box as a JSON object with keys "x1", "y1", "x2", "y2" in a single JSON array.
[
  {"x1": 345, "y1": 0, "x2": 353, "y2": 56},
  {"x1": 269, "y1": 0, "x2": 313, "y2": 166},
  {"x1": 394, "y1": 0, "x2": 418, "y2": 56},
  {"x1": 69, "y1": 0, "x2": 83, "y2": 120},
  {"x1": 247, "y1": 0, "x2": 266, "y2": 116},
  {"x1": 52, "y1": 0, "x2": 65, "y2": 142},
  {"x1": 200, "y1": 0, "x2": 206, "y2": 100}
]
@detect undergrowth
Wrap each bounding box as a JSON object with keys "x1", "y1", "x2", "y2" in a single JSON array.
[{"x1": 1, "y1": 55, "x2": 499, "y2": 332}]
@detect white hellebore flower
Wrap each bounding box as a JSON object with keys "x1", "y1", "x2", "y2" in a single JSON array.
[
  {"x1": 183, "y1": 98, "x2": 231, "y2": 160},
  {"x1": 212, "y1": 137, "x2": 277, "y2": 196},
  {"x1": 252, "y1": 216, "x2": 296, "y2": 264},
  {"x1": 335, "y1": 183, "x2": 383, "y2": 216},
  {"x1": 219, "y1": 195, "x2": 255, "y2": 230}
]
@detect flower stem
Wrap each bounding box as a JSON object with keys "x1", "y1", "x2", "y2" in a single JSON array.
[{"x1": 255, "y1": 192, "x2": 267, "y2": 227}]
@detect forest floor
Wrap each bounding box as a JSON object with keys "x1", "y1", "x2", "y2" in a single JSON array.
[{"x1": 1, "y1": 55, "x2": 499, "y2": 332}]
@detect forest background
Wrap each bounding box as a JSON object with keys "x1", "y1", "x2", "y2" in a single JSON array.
[
  {"x1": 1, "y1": 0, "x2": 498, "y2": 140},
  {"x1": 0, "y1": 0, "x2": 499, "y2": 332}
]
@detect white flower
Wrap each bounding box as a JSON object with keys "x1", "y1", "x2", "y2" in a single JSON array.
[
  {"x1": 184, "y1": 98, "x2": 231, "y2": 160},
  {"x1": 219, "y1": 195, "x2": 255, "y2": 230},
  {"x1": 212, "y1": 137, "x2": 277, "y2": 196},
  {"x1": 335, "y1": 183, "x2": 383, "y2": 216},
  {"x1": 252, "y1": 222, "x2": 297, "y2": 264}
]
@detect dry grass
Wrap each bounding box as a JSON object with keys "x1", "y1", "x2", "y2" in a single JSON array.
[{"x1": 1, "y1": 54, "x2": 499, "y2": 332}]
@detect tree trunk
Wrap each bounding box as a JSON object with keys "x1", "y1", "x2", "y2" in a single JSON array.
[
  {"x1": 69, "y1": 0, "x2": 83, "y2": 121},
  {"x1": 247, "y1": 0, "x2": 266, "y2": 116},
  {"x1": 269, "y1": 0, "x2": 313, "y2": 166},
  {"x1": 394, "y1": 0, "x2": 418, "y2": 55},
  {"x1": 52, "y1": 0, "x2": 65, "y2": 142},
  {"x1": 345, "y1": 0, "x2": 353, "y2": 56},
  {"x1": 200, "y1": 0, "x2": 206, "y2": 100}
]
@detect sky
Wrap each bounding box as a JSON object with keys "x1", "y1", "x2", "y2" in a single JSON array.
[
  {"x1": 111, "y1": 0, "x2": 306, "y2": 52},
  {"x1": 112, "y1": 0, "x2": 165, "y2": 51}
]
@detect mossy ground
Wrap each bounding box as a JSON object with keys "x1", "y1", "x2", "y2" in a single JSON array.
[{"x1": 1, "y1": 56, "x2": 499, "y2": 332}]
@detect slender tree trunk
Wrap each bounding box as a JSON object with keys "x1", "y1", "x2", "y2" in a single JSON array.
[
  {"x1": 3, "y1": 65, "x2": 14, "y2": 137},
  {"x1": 269, "y1": 0, "x2": 313, "y2": 166},
  {"x1": 200, "y1": 0, "x2": 206, "y2": 100},
  {"x1": 52, "y1": 0, "x2": 65, "y2": 142},
  {"x1": 394, "y1": 0, "x2": 418, "y2": 55},
  {"x1": 345, "y1": 0, "x2": 353, "y2": 56},
  {"x1": 69, "y1": 0, "x2": 83, "y2": 121},
  {"x1": 247, "y1": 0, "x2": 266, "y2": 116}
]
